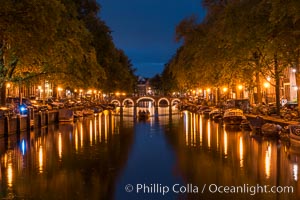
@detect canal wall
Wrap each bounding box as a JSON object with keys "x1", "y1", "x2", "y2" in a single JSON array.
[{"x1": 0, "y1": 110, "x2": 59, "y2": 136}]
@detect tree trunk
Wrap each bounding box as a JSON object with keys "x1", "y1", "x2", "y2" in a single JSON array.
[
  {"x1": 0, "y1": 82, "x2": 6, "y2": 106},
  {"x1": 274, "y1": 53, "x2": 281, "y2": 115},
  {"x1": 255, "y1": 71, "x2": 262, "y2": 103}
]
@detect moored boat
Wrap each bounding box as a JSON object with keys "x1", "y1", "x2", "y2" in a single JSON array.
[
  {"x1": 223, "y1": 108, "x2": 247, "y2": 125},
  {"x1": 82, "y1": 109, "x2": 94, "y2": 116},
  {"x1": 288, "y1": 125, "x2": 300, "y2": 143},
  {"x1": 74, "y1": 110, "x2": 83, "y2": 118},
  {"x1": 138, "y1": 110, "x2": 150, "y2": 120},
  {"x1": 59, "y1": 109, "x2": 74, "y2": 122},
  {"x1": 261, "y1": 123, "x2": 282, "y2": 137}
]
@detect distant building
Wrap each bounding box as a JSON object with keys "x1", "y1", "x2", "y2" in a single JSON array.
[{"x1": 136, "y1": 76, "x2": 152, "y2": 96}]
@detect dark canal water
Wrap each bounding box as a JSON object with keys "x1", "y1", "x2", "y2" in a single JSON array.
[{"x1": 0, "y1": 108, "x2": 300, "y2": 200}]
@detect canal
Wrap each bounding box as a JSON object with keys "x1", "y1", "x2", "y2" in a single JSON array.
[{"x1": 0, "y1": 108, "x2": 299, "y2": 200}]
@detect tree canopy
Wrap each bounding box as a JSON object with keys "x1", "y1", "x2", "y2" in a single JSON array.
[
  {"x1": 162, "y1": 0, "x2": 300, "y2": 109},
  {"x1": 0, "y1": 0, "x2": 136, "y2": 105}
]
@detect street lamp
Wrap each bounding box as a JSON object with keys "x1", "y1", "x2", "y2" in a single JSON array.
[
  {"x1": 263, "y1": 82, "x2": 270, "y2": 104},
  {"x1": 79, "y1": 89, "x2": 83, "y2": 99},
  {"x1": 223, "y1": 87, "x2": 228, "y2": 100},
  {"x1": 57, "y1": 87, "x2": 63, "y2": 99},
  {"x1": 238, "y1": 84, "x2": 243, "y2": 99}
]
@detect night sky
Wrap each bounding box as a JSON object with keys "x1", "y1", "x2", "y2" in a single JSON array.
[{"x1": 98, "y1": 0, "x2": 205, "y2": 78}]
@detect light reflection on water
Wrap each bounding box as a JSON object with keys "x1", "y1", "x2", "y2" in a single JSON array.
[{"x1": 0, "y1": 110, "x2": 299, "y2": 199}]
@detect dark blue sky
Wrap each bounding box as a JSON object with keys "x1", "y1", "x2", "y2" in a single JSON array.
[{"x1": 98, "y1": 0, "x2": 205, "y2": 77}]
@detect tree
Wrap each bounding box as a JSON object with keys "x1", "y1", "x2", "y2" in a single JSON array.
[
  {"x1": 0, "y1": 0, "x2": 65, "y2": 105},
  {"x1": 76, "y1": 0, "x2": 136, "y2": 93}
]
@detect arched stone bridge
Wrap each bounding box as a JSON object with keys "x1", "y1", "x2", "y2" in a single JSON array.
[
  {"x1": 110, "y1": 96, "x2": 182, "y2": 118},
  {"x1": 110, "y1": 96, "x2": 181, "y2": 107}
]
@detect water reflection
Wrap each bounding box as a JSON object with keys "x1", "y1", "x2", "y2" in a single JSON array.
[
  {"x1": 6, "y1": 152, "x2": 13, "y2": 188},
  {"x1": 265, "y1": 143, "x2": 271, "y2": 179},
  {"x1": 207, "y1": 120, "x2": 211, "y2": 148},
  {"x1": 0, "y1": 111, "x2": 134, "y2": 200},
  {"x1": 58, "y1": 133, "x2": 62, "y2": 160},
  {"x1": 0, "y1": 110, "x2": 299, "y2": 199},
  {"x1": 38, "y1": 145, "x2": 43, "y2": 173},
  {"x1": 224, "y1": 130, "x2": 228, "y2": 157},
  {"x1": 293, "y1": 164, "x2": 298, "y2": 181},
  {"x1": 164, "y1": 111, "x2": 300, "y2": 200},
  {"x1": 239, "y1": 136, "x2": 244, "y2": 168}
]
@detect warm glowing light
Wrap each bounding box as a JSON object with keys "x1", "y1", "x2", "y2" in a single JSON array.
[
  {"x1": 238, "y1": 85, "x2": 243, "y2": 90},
  {"x1": 90, "y1": 120, "x2": 93, "y2": 146},
  {"x1": 7, "y1": 162, "x2": 13, "y2": 187},
  {"x1": 94, "y1": 90, "x2": 97, "y2": 94},
  {"x1": 183, "y1": 111, "x2": 189, "y2": 146},
  {"x1": 207, "y1": 120, "x2": 211, "y2": 148},
  {"x1": 38, "y1": 85, "x2": 42, "y2": 90},
  {"x1": 6, "y1": 83, "x2": 11, "y2": 88},
  {"x1": 39, "y1": 145, "x2": 43, "y2": 173},
  {"x1": 105, "y1": 113, "x2": 108, "y2": 142},
  {"x1": 207, "y1": 88, "x2": 211, "y2": 93},
  {"x1": 58, "y1": 133, "x2": 62, "y2": 160},
  {"x1": 116, "y1": 92, "x2": 120, "y2": 96},
  {"x1": 224, "y1": 131, "x2": 228, "y2": 157},
  {"x1": 199, "y1": 115, "x2": 203, "y2": 146},
  {"x1": 192, "y1": 113, "x2": 196, "y2": 146},
  {"x1": 223, "y1": 87, "x2": 228, "y2": 92},
  {"x1": 79, "y1": 89, "x2": 83, "y2": 93},
  {"x1": 239, "y1": 136, "x2": 244, "y2": 168},
  {"x1": 292, "y1": 68, "x2": 297, "y2": 73},
  {"x1": 57, "y1": 87, "x2": 63, "y2": 91},
  {"x1": 293, "y1": 164, "x2": 298, "y2": 181},
  {"x1": 99, "y1": 113, "x2": 102, "y2": 142},
  {"x1": 293, "y1": 86, "x2": 298, "y2": 91},
  {"x1": 94, "y1": 118, "x2": 97, "y2": 141},
  {"x1": 75, "y1": 126, "x2": 78, "y2": 152},
  {"x1": 264, "y1": 82, "x2": 270, "y2": 88},
  {"x1": 265, "y1": 144, "x2": 271, "y2": 179},
  {"x1": 80, "y1": 124, "x2": 83, "y2": 147},
  {"x1": 216, "y1": 124, "x2": 219, "y2": 149},
  {"x1": 122, "y1": 92, "x2": 126, "y2": 96},
  {"x1": 74, "y1": 89, "x2": 77, "y2": 92}
]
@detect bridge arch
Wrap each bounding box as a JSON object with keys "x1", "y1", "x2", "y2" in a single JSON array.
[
  {"x1": 157, "y1": 98, "x2": 170, "y2": 106},
  {"x1": 171, "y1": 98, "x2": 181, "y2": 105},
  {"x1": 110, "y1": 99, "x2": 121, "y2": 106},
  {"x1": 122, "y1": 98, "x2": 135, "y2": 107},
  {"x1": 136, "y1": 96, "x2": 156, "y2": 104}
]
